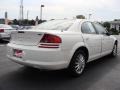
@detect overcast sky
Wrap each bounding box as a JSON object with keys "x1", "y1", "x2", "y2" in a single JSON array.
[{"x1": 0, "y1": 0, "x2": 120, "y2": 21}]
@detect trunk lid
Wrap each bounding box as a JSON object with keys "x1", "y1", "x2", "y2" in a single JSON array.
[
  {"x1": 11, "y1": 30, "x2": 44, "y2": 46},
  {"x1": 10, "y1": 29, "x2": 63, "y2": 46}
]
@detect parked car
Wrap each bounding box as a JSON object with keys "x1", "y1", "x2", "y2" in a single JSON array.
[
  {"x1": 0, "y1": 24, "x2": 16, "y2": 41},
  {"x1": 7, "y1": 19, "x2": 118, "y2": 76},
  {"x1": 11, "y1": 25, "x2": 20, "y2": 30},
  {"x1": 19, "y1": 26, "x2": 34, "y2": 30}
]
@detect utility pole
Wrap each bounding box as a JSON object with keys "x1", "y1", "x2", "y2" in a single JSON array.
[
  {"x1": 27, "y1": 10, "x2": 29, "y2": 20},
  {"x1": 35, "y1": 16, "x2": 39, "y2": 25},
  {"x1": 40, "y1": 5, "x2": 44, "y2": 21},
  {"x1": 27, "y1": 10, "x2": 29, "y2": 25},
  {"x1": 19, "y1": 0, "x2": 24, "y2": 25},
  {"x1": 5, "y1": 11, "x2": 8, "y2": 25}
]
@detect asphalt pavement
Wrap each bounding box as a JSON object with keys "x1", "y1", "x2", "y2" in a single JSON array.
[{"x1": 0, "y1": 40, "x2": 120, "y2": 90}]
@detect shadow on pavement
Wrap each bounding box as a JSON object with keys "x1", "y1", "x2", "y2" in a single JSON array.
[
  {"x1": 0, "y1": 55, "x2": 120, "y2": 90},
  {"x1": 0, "y1": 40, "x2": 9, "y2": 44}
]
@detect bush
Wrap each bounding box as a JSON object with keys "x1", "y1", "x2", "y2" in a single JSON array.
[{"x1": 109, "y1": 28, "x2": 119, "y2": 35}]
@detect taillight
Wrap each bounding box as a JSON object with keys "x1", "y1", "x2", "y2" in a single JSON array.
[
  {"x1": 0, "y1": 29, "x2": 4, "y2": 33},
  {"x1": 38, "y1": 34, "x2": 62, "y2": 48},
  {"x1": 40, "y1": 34, "x2": 61, "y2": 43}
]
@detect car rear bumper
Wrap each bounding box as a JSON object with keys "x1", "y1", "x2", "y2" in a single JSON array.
[
  {"x1": 7, "y1": 55, "x2": 68, "y2": 70},
  {"x1": 0, "y1": 33, "x2": 10, "y2": 40},
  {"x1": 7, "y1": 43, "x2": 69, "y2": 70}
]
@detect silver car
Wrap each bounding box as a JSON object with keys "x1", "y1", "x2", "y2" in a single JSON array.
[{"x1": 0, "y1": 24, "x2": 16, "y2": 41}]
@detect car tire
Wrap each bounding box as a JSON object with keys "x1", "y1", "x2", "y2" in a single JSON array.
[
  {"x1": 0, "y1": 39, "x2": 2, "y2": 42},
  {"x1": 68, "y1": 50, "x2": 86, "y2": 77},
  {"x1": 111, "y1": 43, "x2": 118, "y2": 57},
  {"x1": 0, "y1": 39, "x2": 3, "y2": 43}
]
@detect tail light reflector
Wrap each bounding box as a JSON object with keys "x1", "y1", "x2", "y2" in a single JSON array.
[{"x1": 0, "y1": 29, "x2": 4, "y2": 33}]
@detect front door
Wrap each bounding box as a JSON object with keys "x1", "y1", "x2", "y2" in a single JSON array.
[
  {"x1": 81, "y1": 22, "x2": 102, "y2": 61},
  {"x1": 93, "y1": 23, "x2": 114, "y2": 55}
]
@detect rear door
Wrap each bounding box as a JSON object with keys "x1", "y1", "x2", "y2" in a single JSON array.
[{"x1": 81, "y1": 22, "x2": 102, "y2": 61}]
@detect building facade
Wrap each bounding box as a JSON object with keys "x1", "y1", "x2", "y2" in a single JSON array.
[
  {"x1": 0, "y1": 18, "x2": 5, "y2": 24},
  {"x1": 110, "y1": 20, "x2": 120, "y2": 32},
  {"x1": 0, "y1": 18, "x2": 13, "y2": 25}
]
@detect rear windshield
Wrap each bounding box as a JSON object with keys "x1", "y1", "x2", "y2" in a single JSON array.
[{"x1": 33, "y1": 20, "x2": 74, "y2": 30}]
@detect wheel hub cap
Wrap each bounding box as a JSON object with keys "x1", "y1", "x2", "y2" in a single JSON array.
[{"x1": 75, "y1": 54, "x2": 85, "y2": 74}]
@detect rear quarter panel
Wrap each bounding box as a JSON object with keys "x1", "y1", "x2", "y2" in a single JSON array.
[{"x1": 56, "y1": 32, "x2": 85, "y2": 64}]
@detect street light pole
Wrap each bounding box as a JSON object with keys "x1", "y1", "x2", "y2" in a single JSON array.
[
  {"x1": 19, "y1": 0, "x2": 24, "y2": 25},
  {"x1": 89, "y1": 14, "x2": 92, "y2": 20},
  {"x1": 40, "y1": 5, "x2": 44, "y2": 21},
  {"x1": 27, "y1": 10, "x2": 29, "y2": 20},
  {"x1": 27, "y1": 10, "x2": 29, "y2": 25}
]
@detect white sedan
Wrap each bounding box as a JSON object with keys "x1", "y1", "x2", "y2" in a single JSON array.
[
  {"x1": 0, "y1": 24, "x2": 16, "y2": 41},
  {"x1": 7, "y1": 19, "x2": 118, "y2": 76}
]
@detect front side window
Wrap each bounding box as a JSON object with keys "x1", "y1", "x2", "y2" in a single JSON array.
[
  {"x1": 93, "y1": 23, "x2": 107, "y2": 34},
  {"x1": 81, "y1": 22, "x2": 96, "y2": 34}
]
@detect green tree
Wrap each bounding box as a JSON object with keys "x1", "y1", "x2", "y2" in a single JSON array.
[
  {"x1": 13, "y1": 19, "x2": 19, "y2": 25},
  {"x1": 22, "y1": 19, "x2": 29, "y2": 25},
  {"x1": 76, "y1": 15, "x2": 85, "y2": 19},
  {"x1": 114, "y1": 19, "x2": 120, "y2": 21},
  {"x1": 103, "y1": 22, "x2": 110, "y2": 31},
  {"x1": 110, "y1": 28, "x2": 119, "y2": 35},
  {"x1": 29, "y1": 20, "x2": 35, "y2": 25},
  {"x1": 38, "y1": 20, "x2": 47, "y2": 24}
]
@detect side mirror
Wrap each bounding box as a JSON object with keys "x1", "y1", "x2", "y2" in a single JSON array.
[
  {"x1": 109, "y1": 32, "x2": 113, "y2": 35},
  {"x1": 106, "y1": 32, "x2": 111, "y2": 36}
]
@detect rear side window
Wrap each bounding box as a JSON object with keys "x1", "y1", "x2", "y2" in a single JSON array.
[{"x1": 81, "y1": 22, "x2": 96, "y2": 34}]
